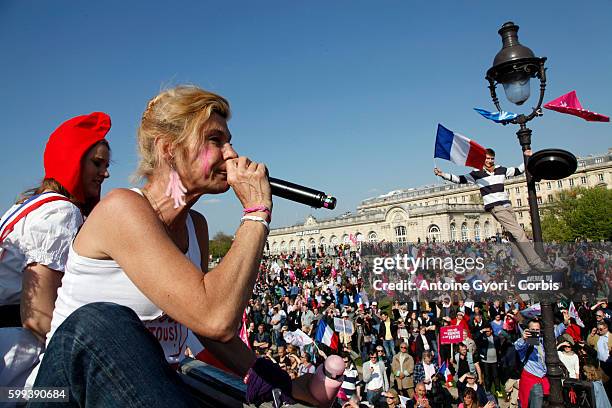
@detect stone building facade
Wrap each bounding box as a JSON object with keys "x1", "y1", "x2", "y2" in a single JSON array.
[{"x1": 267, "y1": 149, "x2": 612, "y2": 254}]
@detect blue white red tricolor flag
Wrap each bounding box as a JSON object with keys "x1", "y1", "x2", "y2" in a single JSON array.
[
  {"x1": 315, "y1": 320, "x2": 339, "y2": 351},
  {"x1": 434, "y1": 124, "x2": 486, "y2": 169},
  {"x1": 438, "y1": 361, "x2": 454, "y2": 384}
]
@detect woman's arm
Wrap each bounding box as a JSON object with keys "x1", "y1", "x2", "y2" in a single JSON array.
[{"x1": 21, "y1": 264, "x2": 63, "y2": 342}]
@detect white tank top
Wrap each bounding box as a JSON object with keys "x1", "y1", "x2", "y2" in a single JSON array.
[{"x1": 49, "y1": 189, "x2": 201, "y2": 365}]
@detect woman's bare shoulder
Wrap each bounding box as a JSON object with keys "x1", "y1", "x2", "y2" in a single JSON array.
[{"x1": 92, "y1": 188, "x2": 151, "y2": 218}]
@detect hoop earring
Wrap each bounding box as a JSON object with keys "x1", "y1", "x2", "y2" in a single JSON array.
[{"x1": 165, "y1": 166, "x2": 187, "y2": 208}]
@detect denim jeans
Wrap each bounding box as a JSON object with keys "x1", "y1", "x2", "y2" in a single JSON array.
[
  {"x1": 366, "y1": 388, "x2": 382, "y2": 405},
  {"x1": 29, "y1": 302, "x2": 197, "y2": 407},
  {"x1": 528, "y1": 383, "x2": 543, "y2": 408},
  {"x1": 383, "y1": 339, "x2": 395, "y2": 361}
]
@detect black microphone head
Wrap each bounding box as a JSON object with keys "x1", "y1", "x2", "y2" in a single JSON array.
[{"x1": 322, "y1": 195, "x2": 337, "y2": 210}]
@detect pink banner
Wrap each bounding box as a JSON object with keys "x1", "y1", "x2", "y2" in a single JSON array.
[{"x1": 439, "y1": 326, "x2": 464, "y2": 345}]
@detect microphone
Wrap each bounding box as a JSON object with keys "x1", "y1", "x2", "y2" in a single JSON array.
[{"x1": 268, "y1": 177, "x2": 336, "y2": 210}]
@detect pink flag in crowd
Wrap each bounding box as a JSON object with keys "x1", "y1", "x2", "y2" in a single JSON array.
[
  {"x1": 239, "y1": 310, "x2": 251, "y2": 349},
  {"x1": 568, "y1": 301, "x2": 585, "y2": 328},
  {"x1": 544, "y1": 90, "x2": 609, "y2": 122}
]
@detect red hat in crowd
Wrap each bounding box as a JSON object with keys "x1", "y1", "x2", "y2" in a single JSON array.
[{"x1": 44, "y1": 112, "x2": 111, "y2": 203}]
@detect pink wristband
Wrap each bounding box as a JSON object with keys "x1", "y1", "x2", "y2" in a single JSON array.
[{"x1": 243, "y1": 205, "x2": 271, "y2": 222}]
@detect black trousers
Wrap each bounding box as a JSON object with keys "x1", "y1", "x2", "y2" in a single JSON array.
[{"x1": 482, "y1": 361, "x2": 501, "y2": 392}]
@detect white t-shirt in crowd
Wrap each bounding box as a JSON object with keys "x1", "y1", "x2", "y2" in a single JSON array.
[
  {"x1": 558, "y1": 351, "x2": 579, "y2": 379},
  {"x1": 423, "y1": 363, "x2": 436, "y2": 390},
  {"x1": 366, "y1": 362, "x2": 384, "y2": 391}
]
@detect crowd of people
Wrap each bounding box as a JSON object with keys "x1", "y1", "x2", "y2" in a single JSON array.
[
  {"x1": 246, "y1": 245, "x2": 612, "y2": 407},
  {"x1": 360, "y1": 240, "x2": 611, "y2": 301},
  {"x1": 0, "y1": 83, "x2": 610, "y2": 408}
]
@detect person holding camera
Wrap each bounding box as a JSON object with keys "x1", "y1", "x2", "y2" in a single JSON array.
[
  {"x1": 475, "y1": 325, "x2": 503, "y2": 398},
  {"x1": 363, "y1": 349, "x2": 390, "y2": 405},
  {"x1": 514, "y1": 310, "x2": 570, "y2": 408}
]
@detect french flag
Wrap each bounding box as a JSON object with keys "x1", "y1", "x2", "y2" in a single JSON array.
[
  {"x1": 315, "y1": 320, "x2": 338, "y2": 351},
  {"x1": 438, "y1": 361, "x2": 454, "y2": 384},
  {"x1": 434, "y1": 124, "x2": 486, "y2": 169}
]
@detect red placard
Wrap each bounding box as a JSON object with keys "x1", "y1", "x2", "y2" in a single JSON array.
[{"x1": 440, "y1": 326, "x2": 464, "y2": 344}]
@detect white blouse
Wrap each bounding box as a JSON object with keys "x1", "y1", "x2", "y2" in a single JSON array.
[{"x1": 0, "y1": 200, "x2": 83, "y2": 306}]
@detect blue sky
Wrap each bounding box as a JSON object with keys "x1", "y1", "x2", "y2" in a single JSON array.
[{"x1": 1, "y1": 1, "x2": 610, "y2": 236}]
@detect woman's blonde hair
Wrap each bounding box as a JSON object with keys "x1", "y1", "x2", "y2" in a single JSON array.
[{"x1": 134, "y1": 85, "x2": 231, "y2": 181}]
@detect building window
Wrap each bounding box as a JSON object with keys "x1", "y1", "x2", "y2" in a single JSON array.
[
  {"x1": 309, "y1": 239, "x2": 316, "y2": 253},
  {"x1": 272, "y1": 242, "x2": 279, "y2": 253},
  {"x1": 356, "y1": 233, "x2": 364, "y2": 243},
  {"x1": 520, "y1": 223, "x2": 525, "y2": 228},
  {"x1": 319, "y1": 237, "x2": 327, "y2": 252},
  {"x1": 299, "y1": 240, "x2": 306, "y2": 255},
  {"x1": 599, "y1": 174, "x2": 605, "y2": 182},
  {"x1": 280, "y1": 242, "x2": 287, "y2": 253},
  {"x1": 569, "y1": 179, "x2": 575, "y2": 187},
  {"x1": 474, "y1": 222, "x2": 481, "y2": 242},
  {"x1": 289, "y1": 240, "x2": 297, "y2": 253},
  {"x1": 330, "y1": 236, "x2": 339, "y2": 245},
  {"x1": 581, "y1": 176, "x2": 587, "y2": 184},
  {"x1": 537, "y1": 197, "x2": 542, "y2": 204},
  {"x1": 546, "y1": 182, "x2": 552, "y2": 190},
  {"x1": 579, "y1": 161, "x2": 585, "y2": 167},
  {"x1": 536, "y1": 184, "x2": 541, "y2": 192},
  {"x1": 368, "y1": 232, "x2": 378, "y2": 242},
  {"x1": 342, "y1": 234, "x2": 350, "y2": 244},
  {"x1": 483, "y1": 221, "x2": 490, "y2": 238},
  {"x1": 427, "y1": 225, "x2": 441, "y2": 242},
  {"x1": 515, "y1": 187, "x2": 520, "y2": 193},
  {"x1": 395, "y1": 226, "x2": 407, "y2": 244},
  {"x1": 548, "y1": 195, "x2": 553, "y2": 203},
  {"x1": 518, "y1": 211, "x2": 523, "y2": 218},
  {"x1": 462, "y1": 196, "x2": 466, "y2": 203},
  {"x1": 595, "y1": 157, "x2": 603, "y2": 164},
  {"x1": 460, "y1": 223, "x2": 468, "y2": 241},
  {"x1": 517, "y1": 198, "x2": 522, "y2": 207},
  {"x1": 450, "y1": 224, "x2": 456, "y2": 241}
]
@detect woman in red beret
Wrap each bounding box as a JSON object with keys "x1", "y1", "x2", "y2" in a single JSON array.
[
  {"x1": 31, "y1": 86, "x2": 336, "y2": 407},
  {"x1": 0, "y1": 112, "x2": 110, "y2": 386}
]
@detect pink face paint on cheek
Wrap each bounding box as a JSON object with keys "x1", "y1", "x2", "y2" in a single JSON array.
[{"x1": 200, "y1": 147, "x2": 211, "y2": 178}]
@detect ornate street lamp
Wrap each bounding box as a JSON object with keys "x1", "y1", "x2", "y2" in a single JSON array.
[{"x1": 486, "y1": 21, "x2": 577, "y2": 408}]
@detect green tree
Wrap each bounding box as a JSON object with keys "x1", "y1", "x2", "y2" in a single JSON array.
[
  {"x1": 541, "y1": 187, "x2": 612, "y2": 242},
  {"x1": 209, "y1": 232, "x2": 233, "y2": 259}
]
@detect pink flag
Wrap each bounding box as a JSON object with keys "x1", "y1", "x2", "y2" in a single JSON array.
[
  {"x1": 544, "y1": 90, "x2": 609, "y2": 122},
  {"x1": 288, "y1": 269, "x2": 296, "y2": 282},
  {"x1": 239, "y1": 310, "x2": 251, "y2": 349},
  {"x1": 568, "y1": 301, "x2": 585, "y2": 328}
]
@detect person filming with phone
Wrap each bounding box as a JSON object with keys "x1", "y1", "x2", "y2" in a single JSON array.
[{"x1": 514, "y1": 310, "x2": 570, "y2": 408}]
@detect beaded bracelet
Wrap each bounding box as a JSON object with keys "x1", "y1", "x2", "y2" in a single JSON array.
[{"x1": 240, "y1": 215, "x2": 269, "y2": 233}]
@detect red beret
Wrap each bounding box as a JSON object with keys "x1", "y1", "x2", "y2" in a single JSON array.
[{"x1": 44, "y1": 112, "x2": 111, "y2": 203}]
